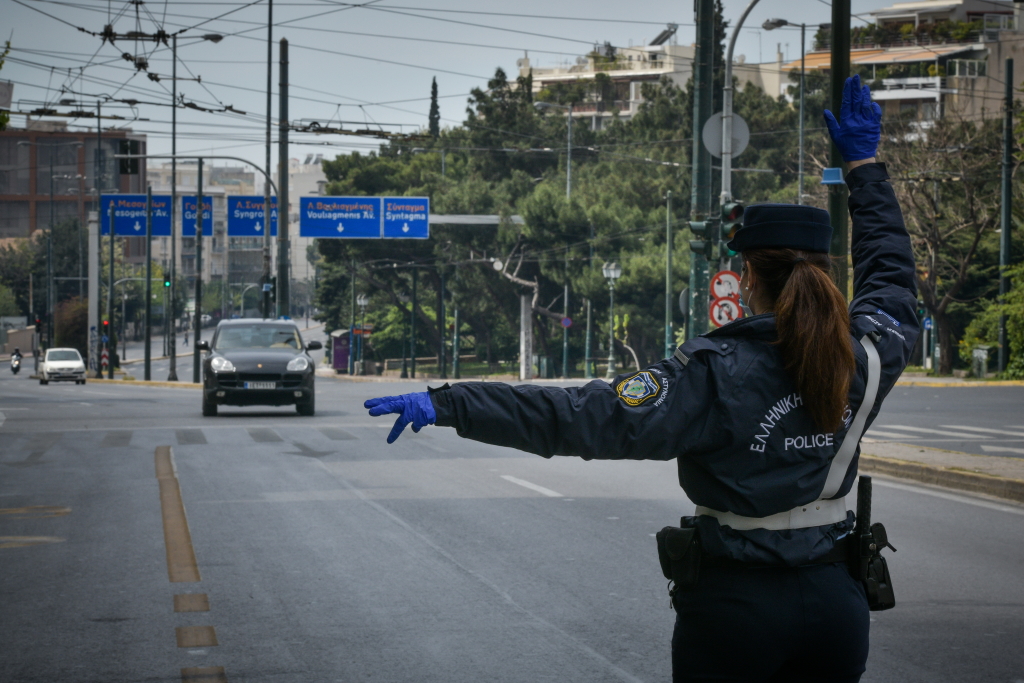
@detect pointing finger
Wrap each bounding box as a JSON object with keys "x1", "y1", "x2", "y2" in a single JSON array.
[
  {"x1": 364, "y1": 395, "x2": 399, "y2": 409},
  {"x1": 368, "y1": 400, "x2": 403, "y2": 417},
  {"x1": 387, "y1": 416, "x2": 410, "y2": 444}
]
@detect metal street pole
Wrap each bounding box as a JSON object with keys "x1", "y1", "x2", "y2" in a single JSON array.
[
  {"x1": 107, "y1": 203, "x2": 115, "y2": 380},
  {"x1": 277, "y1": 37, "x2": 290, "y2": 318},
  {"x1": 664, "y1": 191, "x2": 673, "y2": 358},
  {"x1": 453, "y1": 303, "x2": 461, "y2": 379},
  {"x1": 192, "y1": 158, "x2": 204, "y2": 384},
  {"x1": 410, "y1": 268, "x2": 417, "y2": 378},
  {"x1": 263, "y1": 0, "x2": 274, "y2": 319},
  {"x1": 562, "y1": 248, "x2": 570, "y2": 378},
  {"x1": 999, "y1": 57, "x2": 1014, "y2": 374},
  {"x1": 689, "y1": 0, "x2": 714, "y2": 338},
  {"x1": 799, "y1": 23, "x2": 806, "y2": 205},
  {"x1": 169, "y1": 35, "x2": 179, "y2": 381},
  {"x1": 439, "y1": 271, "x2": 447, "y2": 380},
  {"x1": 144, "y1": 185, "x2": 152, "y2": 380},
  {"x1": 48, "y1": 146, "x2": 54, "y2": 348},
  {"x1": 349, "y1": 258, "x2": 356, "y2": 375},
  {"x1": 720, "y1": 0, "x2": 762, "y2": 204},
  {"x1": 828, "y1": 0, "x2": 852, "y2": 299},
  {"x1": 606, "y1": 279, "x2": 616, "y2": 379},
  {"x1": 566, "y1": 103, "x2": 573, "y2": 199},
  {"x1": 585, "y1": 222, "x2": 595, "y2": 378}
]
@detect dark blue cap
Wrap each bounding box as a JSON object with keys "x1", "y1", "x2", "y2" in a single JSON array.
[{"x1": 727, "y1": 203, "x2": 832, "y2": 253}]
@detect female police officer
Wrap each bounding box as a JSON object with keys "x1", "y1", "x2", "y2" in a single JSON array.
[{"x1": 365, "y1": 76, "x2": 918, "y2": 682}]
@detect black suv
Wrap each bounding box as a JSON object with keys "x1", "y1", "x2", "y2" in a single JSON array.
[{"x1": 199, "y1": 319, "x2": 321, "y2": 416}]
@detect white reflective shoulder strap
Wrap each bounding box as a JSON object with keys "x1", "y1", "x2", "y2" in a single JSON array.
[
  {"x1": 818, "y1": 334, "x2": 881, "y2": 500},
  {"x1": 693, "y1": 334, "x2": 881, "y2": 531}
]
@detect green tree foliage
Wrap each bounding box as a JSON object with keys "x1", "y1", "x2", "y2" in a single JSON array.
[
  {"x1": 429, "y1": 77, "x2": 440, "y2": 138},
  {"x1": 54, "y1": 296, "x2": 88, "y2": 356},
  {"x1": 0, "y1": 283, "x2": 19, "y2": 316}
]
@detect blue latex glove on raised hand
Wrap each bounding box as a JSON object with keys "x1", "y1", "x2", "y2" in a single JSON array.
[
  {"x1": 823, "y1": 75, "x2": 882, "y2": 162},
  {"x1": 364, "y1": 392, "x2": 437, "y2": 444}
]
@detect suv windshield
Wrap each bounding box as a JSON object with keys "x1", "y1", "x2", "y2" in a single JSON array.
[
  {"x1": 47, "y1": 350, "x2": 81, "y2": 361},
  {"x1": 214, "y1": 325, "x2": 302, "y2": 350}
]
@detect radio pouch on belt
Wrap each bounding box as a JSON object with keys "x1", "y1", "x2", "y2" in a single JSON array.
[
  {"x1": 656, "y1": 525, "x2": 700, "y2": 608},
  {"x1": 853, "y1": 476, "x2": 897, "y2": 611}
]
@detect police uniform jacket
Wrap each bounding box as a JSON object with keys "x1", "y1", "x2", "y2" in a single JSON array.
[{"x1": 431, "y1": 163, "x2": 919, "y2": 566}]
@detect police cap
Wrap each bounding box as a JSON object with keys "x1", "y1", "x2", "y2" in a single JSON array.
[{"x1": 727, "y1": 203, "x2": 832, "y2": 254}]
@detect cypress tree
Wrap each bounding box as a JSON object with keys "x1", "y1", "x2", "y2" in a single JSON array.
[{"x1": 429, "y1": 77, "x2": 440, "y2": 138}]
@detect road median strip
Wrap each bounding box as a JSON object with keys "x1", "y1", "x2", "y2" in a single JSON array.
[
  {"x1": 860, "y1": 440, "x2": 1024, "y2": 505},
  {"x1": 90, "y1": 378, "x2": 201, "y2": 389}
]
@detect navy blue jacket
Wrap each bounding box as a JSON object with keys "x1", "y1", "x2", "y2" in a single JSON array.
[{"x1": 431, "y1": 163, "x2": 919, "y2": 566}]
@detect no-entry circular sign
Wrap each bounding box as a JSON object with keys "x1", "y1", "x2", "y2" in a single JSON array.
[
  {"x1": 709, "y1": 296, "x2": 743, "y2": 328},
  {"x1": 711, "y1": 270, "x2": 741, "y2": 300},
  {"x1": 561, "y1": 317, "x2": 573, "y2": 328}
]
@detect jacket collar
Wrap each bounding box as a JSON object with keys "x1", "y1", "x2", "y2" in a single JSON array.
[{"x1": 703, "y1": 313, "x2": 777, "y2": 341}]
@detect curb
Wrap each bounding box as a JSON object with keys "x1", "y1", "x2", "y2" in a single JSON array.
[
  {"x1": 895, "y1": 379, "x2": 1024, "y2": 387},
  {"x1": 88, "y1": 378, "x2": 201, "y2": 389},
  {"x1": 860, "y1": 454, "x2": 1024, "y2": 504}
]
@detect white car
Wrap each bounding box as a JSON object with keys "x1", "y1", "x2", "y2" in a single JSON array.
[{"x1": 40, "y1": 348, "x2": 87, "y2": 385}]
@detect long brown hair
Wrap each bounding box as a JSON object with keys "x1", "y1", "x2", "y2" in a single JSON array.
[{"x1": 743, "y1": 248, "x2": 855, "y2": 432}]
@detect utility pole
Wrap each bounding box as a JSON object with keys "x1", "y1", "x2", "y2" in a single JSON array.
[
  {"x1": 144, "y1": 186, "x2": 152, "y2": 381},
  {"x1": 584, "y1": 223, "x2": 594, "y2": 378},
  {"x1": 562, "y1": 247, "x2": 570, "y2": 378},
  {"x1": 192, "y1": 159, "x2": 204, "y2": 384},
  {"x1": 798, "y1": 23, "x2": 806, "y2": 204},
  {"x1": 688, "y1": 0, "x2": 715, "y2": 338},
  {"x1": 349, "y1": 258, "x2": 356, "y2": 375},
  {"x1": 664, "y1": 191, "x2": 673, "y2": 358},
  {"x1": 168, "y1": 36, "x2": 179, "y2": 381},
  {"x1": 262, "y1": 0, "x2": 274, "y2": 319},
  {"x1": 999, "y1": 57, "x2": 1014, "y2": 374},
  {"x1": 107, "y1": 203, "x2": 115, "y2": 380},
  {"x1": 828, "y1": 0, "x2": 852, "y2": 299},
  {"x1": 410, "y1": 267, "x2": 417, "y2": 378},
  {"x1": 47, "y1": 146, "x2": 55, "y2": 348},
  {"x1": 439, "y1": 271, "x2": 447, "y2": 380},
  {"x1": 277, "y1": 37, "x2": 290, "y2": 318}
]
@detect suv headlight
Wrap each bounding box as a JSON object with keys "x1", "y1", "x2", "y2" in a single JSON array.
[
  {"x1": 286, "y1": 356, "x2": 309, "y2": 372},
  {"x1": 210, "y1": 357, "x2": 236, "y2": 373}
]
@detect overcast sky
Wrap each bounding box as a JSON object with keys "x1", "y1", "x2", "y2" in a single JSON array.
[{"x1": 3, "y1": 0, "x2": 880, "y2": 174}]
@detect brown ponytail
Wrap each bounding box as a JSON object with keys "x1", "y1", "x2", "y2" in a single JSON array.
[{"x1": 743, "y1": 249, "x2": 855, "y2": 432}]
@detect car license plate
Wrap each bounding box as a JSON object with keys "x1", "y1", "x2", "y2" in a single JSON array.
[{"x1": 244, "y1": 381, "x2": 276, "y2": 390}]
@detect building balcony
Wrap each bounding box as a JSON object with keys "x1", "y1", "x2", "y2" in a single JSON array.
[{"x1": 872, "y1": 76, "x2": 943, "y2": 101}]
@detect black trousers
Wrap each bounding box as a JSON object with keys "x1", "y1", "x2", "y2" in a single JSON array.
[{"x1": 671, "y1": 561, "x2": 869, "y2": 683}]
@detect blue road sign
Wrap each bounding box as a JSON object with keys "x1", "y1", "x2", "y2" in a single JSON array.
[
  {"x1": 383, "y1": 197, "x2": 429, "y2": 239},
  {"x1": 924, "y1": 317, "x2": 933, "y2": 330},
  {"x1": 181, "y1": 196, "x2": 213, "y2": 236},
  {"x1": 227, "y1": 196, "x2": 278, "y2": 237},
  {"x1": 299, "y1": 197, "x2": 382, "y2": 238},
  {"x1": 100, "y1": 195, "x2": 172, "y2": 236}
]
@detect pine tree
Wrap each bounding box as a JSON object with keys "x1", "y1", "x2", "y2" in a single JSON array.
[{"x1": 428, "y1": 77, "x2": 440, "y2": 138}]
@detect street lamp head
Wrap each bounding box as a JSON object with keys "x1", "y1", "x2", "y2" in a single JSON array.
[
  {"x1": 602, "y1": 261, "x2": 622, "y2": 280},
  {"x1": 762, "y1": 18, "x2": 790, "y2": 31},
  {"x1": 202, "y1": 34, "x2": 224, "y2": 43},
  {"x1": 534, "y1": 102, "x2": 552, "y2": 111},
  {"x1": 356, "y1": 294, "x2": 370, "y2": 307}
]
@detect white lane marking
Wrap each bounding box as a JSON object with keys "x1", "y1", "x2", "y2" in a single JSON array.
[
  {"x1": 0, "y1": 407, "x2": 29, "y2": 410},
  {"x1": 0, "y1": 411, "x2": 4, "y2": 431},
  {"x1": 944, "y1": 425, "x2": 1024, "y2": 438},
  {"x1": 866, "y1": 430, "x2": 922, "y2": 440},
  {"x1": 873, "y1": 478, "x2": 1024, "y2": 516},
  {"x1": 881, "y1": 424, "x2": 991, "y2": 439},
  {"x1": 980, "y1": 445, "x2": 1024, "y2": 455},
  {"x1": 500, "y1": 475, "x2": 563, "y2": 498}
]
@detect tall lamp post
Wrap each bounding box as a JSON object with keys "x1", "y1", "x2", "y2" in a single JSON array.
[
  {"x1": 763, "y1": 18, "x2": 808, "y2": 204},
  {"x1": 398, "y1": 293, "x2": 410, "y2": 378},
  {"x1": 356, "y1": 293, "x2": 369, "y2": 374},
  {"x1": 720, "y1": 0, "x2": 762, "y2": 205},
  {"x1": 602, "y1": 261, "x2": 622, "y2": 379}
]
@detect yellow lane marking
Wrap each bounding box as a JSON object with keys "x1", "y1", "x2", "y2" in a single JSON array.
[
  {"x1": 181, "y1": 667, "x2": 227, "y2": 683},
  {"x1": 155, "y1": 446, "x2": 201, "y2": 583},
  {"x1": 0, "y1": 506, "x2": 71, "y2": 518},
  {"x1": 176, "y1": 625, "x2": 219, "y2": 648},
  {"x1": 174, "y1": 594, "x2": 210, "y2": 613},
  {"x1": 0, "y1": 536, "x2": 65, "y2": 548}
]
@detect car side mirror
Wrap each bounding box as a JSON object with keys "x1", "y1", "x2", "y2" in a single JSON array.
[
  {"x1": 306, "y1": 340, "x2": 322, "y2": 351},
  {"x1": 196, "y1": 340, "x2": 210, "y2": 352}
]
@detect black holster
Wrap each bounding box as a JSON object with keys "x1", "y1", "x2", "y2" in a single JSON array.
[
  {"x1": 852, "y1": 476, "x2": 896, "y2": 611},
  {"x1": 656, "y1": 523, "x2": 701, "y2": 609}
]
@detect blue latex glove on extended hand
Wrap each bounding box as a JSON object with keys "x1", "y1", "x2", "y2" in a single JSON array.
[
  {"x1": 823, "y1": 75, "x2": 882, "y2": 162},
  {"x1": 364, "y1": 392, "x2": 437, "y2": 444}
]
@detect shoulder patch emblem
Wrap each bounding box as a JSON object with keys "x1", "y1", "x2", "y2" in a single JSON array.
[{"x1": 616, "y1": 371, "x2": 661, "y2": 406}]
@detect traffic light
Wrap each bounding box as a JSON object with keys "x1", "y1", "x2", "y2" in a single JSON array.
[
  {"x1": 118, "y1": 139, "x2": 140, "y2": 174},
  {"x1": 720, "y1": 202, "x2": 744, "y2": 258},
  {"x1": 163, "y1": 273, "x2": 171, "y2": 288},
  {"x1": 688, "y1": 220, "x2": 715, "y2": 260},
  {"x1": 268, "y1": 276, "x2": 277, "y2": 303},
  {"x1": 34, "y1": 315, "x2": 41, "y2": 328}
]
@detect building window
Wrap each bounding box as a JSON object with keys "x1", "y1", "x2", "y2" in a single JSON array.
[
  {"x1": 948, "y1": 59, "x2": 987, "y2": 78},
  {"x1": 921, "y1": 102, "x2": 939, "y2": 120}
]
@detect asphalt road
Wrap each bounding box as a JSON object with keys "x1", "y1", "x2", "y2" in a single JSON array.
[{"x1": 1, "y1": 374, "x2": 1023, "y2": 683}]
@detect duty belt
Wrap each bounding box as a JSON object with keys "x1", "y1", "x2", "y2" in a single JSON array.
[{"x1": 695, "y1": 334, "x2": 881, "y2": 532}]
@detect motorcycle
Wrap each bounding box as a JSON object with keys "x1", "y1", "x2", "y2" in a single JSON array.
[{"x1": 11, "y1": 356, "x2": 21, "y2": 374}]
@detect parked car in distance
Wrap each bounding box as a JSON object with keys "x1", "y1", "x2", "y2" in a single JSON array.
[
  {"x1": 40, "y1": 348, "x2": 87, "y2": 385},
  {"x1": 199, "y1": 319, "x2": 322, "y2": 416}
]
